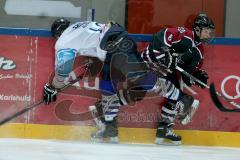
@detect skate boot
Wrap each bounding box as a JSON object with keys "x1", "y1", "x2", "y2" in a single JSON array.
[
  {"x1": 91, "y1": 118, "x2": 118, "y2": 143},
  {"x1": 155, "y1": 122, "x2": 181, "y2": 145}
]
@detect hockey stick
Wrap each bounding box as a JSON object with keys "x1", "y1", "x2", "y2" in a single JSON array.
[
  {"x1": 176, "y1": 66, "x2": 240, "y2": 112},
  {"x1": 0, "y1": 60, "x2": 92, "y2": 126},
  {"x1": 209, "y1": 83, "x2": 240, "y2": 112},
  {"x1": 0, "y1": 99, "x2": 44, "y2": 126}
]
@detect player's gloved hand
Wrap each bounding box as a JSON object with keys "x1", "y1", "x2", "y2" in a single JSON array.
[
  {"x1": 164, "y1": 51, "x2": 178, "y2": 71},
  {"x1": 192, "y1": 70, "x2": 209, "y2": 88},
  {"x1": 157, "y1": 48, "x2": 178, "y2": 71},
  {"x1": 43, "y1": 83, "x2": 58, "y2": 105}
]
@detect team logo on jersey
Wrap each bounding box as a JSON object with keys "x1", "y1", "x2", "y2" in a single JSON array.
[
  {"x1": 177, "y1": 27, "x2": 186, "y2": 33},
  {"x1": 0, "y1": 56, "x2": 16, "y2": 70},
  {"x1": 56, "y1": 48, "x2": 77, "y2": 77}
]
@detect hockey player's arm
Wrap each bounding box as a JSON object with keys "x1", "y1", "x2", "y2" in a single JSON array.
[
  {"x1": 179, "y1": 47, "x2": 208, "y2": 88},
  {"x1": 149, "y1": 29, "x2": 178, "y2": 71},
  {"x1": 43, "y1": 47, "x2": 77, "y2": 105},
  {"x1": 43, "y1": 74, "x2": 66, "y2": 105},
  {"x1": 178, "y1": 47, "x2": 201, "y2": 72}
]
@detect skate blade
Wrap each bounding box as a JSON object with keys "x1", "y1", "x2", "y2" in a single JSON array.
[
  {"x1": 91, "y1": 137, "x2": 104, "y2": 143},
  {"x1": 155, "y1": 138, "x2": 181, "y2": 146},
  {"x1": 91, "y1": 129, "x2": 118, "y2": 144},
  {"x1": 107, "y1": 137, "x2": 119, "y2": 143}
]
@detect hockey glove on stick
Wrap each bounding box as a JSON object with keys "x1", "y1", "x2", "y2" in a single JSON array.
[
  {"x1": 157, "y1": 49, "x2": 178, "y2": 72},
  {"x1": 43, "y1": 83, "x2": 58, "y2": 105},
  {"x1": 192, "y1": 70, "x2": 209, "y2": 88},
  {"x1": 182, "y1": 70, "x2": 209, "y2": 88}
]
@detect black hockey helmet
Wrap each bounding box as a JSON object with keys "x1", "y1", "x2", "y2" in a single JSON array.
[
  {"x1": 192, "y1": 13, "x2": 215, "y2": 30},
  {"x1": 193, "y1": 13, "x2": 215, "y2": 43},
  {"x1": 51, "y1": 18, "x2": 70, "y2": 39}
]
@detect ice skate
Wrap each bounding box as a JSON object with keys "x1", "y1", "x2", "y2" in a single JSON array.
[
  {"x1": 155, "y1": 122, "x2": 181, "y2": 145},
  {"x1": 91, "y1": 118, "x2": 118, "y2": 143}
]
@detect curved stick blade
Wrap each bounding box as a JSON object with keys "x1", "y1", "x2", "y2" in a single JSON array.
[{"x1": 209, "y1": 83, "x2": 240, "y2": 112}]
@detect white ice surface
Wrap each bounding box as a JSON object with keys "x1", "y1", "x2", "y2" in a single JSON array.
[{"x1": 0, "y1": 138, "x2": 240, "y2": 160}]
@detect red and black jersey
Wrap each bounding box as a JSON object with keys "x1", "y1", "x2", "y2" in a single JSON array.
[{"x1": 141, "y1": 27, "x2": 204, "y2": 74}]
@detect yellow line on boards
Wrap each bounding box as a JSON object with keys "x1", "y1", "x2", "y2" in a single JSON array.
[{"x1": 0, "y1": 123, "x2": 240, "y2": 147}]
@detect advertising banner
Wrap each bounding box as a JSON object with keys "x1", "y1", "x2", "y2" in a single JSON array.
[
  {"x1": 0, "y1": 35, "x2": 36, "y2": 123},
  {"x1": 0, "y1": 34, "x2": 239, "y2": 132}
]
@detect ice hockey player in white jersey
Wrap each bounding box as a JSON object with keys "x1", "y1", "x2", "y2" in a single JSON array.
[
  {"x1": 43, "y1": 18, "x2": 202, "y2": 144},
  {"x1": 44, "y1": 18, "x2": 150, "y2": 143}
]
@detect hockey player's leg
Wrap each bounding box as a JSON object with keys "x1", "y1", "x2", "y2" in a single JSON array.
[
  {"x1": 91, "y1": 94, "x2": 120, "y2": 143},
  {"x1": 155, "y1": 101, "x2": 182, "y2": 145},
  {"x1": 141, "y1": 77, "x2": 181, "y2": 144},
  {"x1": 154, "y1": 77, "x2": 201, "y2": 125},
  {"x1": 153, "y1": 78, "x2": 200, "y2": 145},
  {"x1": 155, "y1": 95, "x2": 200, "y2": 145},
  {"x1": 89, "y1": 101, "x2": 105, "y2": 130}
]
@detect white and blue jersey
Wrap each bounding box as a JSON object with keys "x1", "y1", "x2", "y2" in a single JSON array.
[{"x1": 55, "y1": 21, "x2": 110, "y2": 78}]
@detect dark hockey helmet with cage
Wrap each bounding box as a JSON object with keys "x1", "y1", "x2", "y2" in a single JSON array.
[
  {"x1": 192, "y1": 13, "x2": 215, "y2": 30},
  {"x1": 51, "y1": 18, "x2": 70, "y2": 39}
]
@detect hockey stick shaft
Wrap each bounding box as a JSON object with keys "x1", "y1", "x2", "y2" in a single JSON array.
[
  {"x1": 0, "y1": 60, "x2": 92, "y2": 126},
  {"x1": 0, "y1": 99, "x2": 44, "y2": 126},
  {"x1": 176, "y1": 66, "x2": 240, "y2": 110},
  {"x1": 176, "y1": 66, "x2": 209, "y2": 89},
  {"x1": 0, "y1": 77, "x2": 80, "y2": 126}
]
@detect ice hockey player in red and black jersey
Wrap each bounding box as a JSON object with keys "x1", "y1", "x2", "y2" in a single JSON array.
[{"x1": 141, "y1": 13, "x2": 215, "y2": 145}]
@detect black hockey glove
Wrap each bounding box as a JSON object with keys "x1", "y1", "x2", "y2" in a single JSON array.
[
  {"x1": 43, "y1": 83, "x2": 58, "y2": 105},
  {"x1": 192, "y1": 70, "x2": 209, "y2": 88},
  {"x1": 157, "y1": 49, "x2": 178, "y2": 71}
]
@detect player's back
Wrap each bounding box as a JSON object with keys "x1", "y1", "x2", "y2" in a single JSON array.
[{"x1": 55, "y1": 21, "x2": 106, "y2": 51}]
